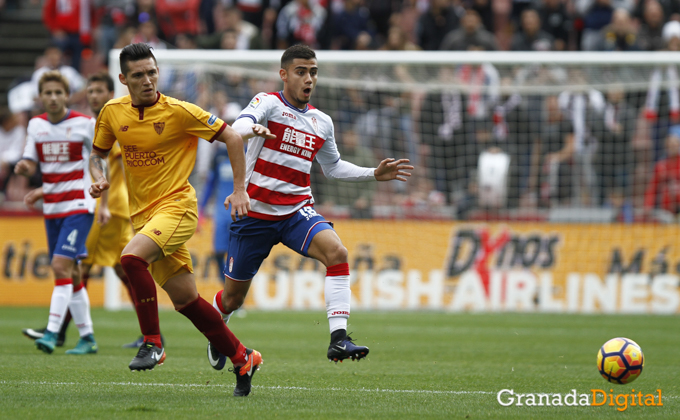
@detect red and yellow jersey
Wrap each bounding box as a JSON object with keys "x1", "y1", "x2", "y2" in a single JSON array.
[{"x1": 93, "y1": 92, "x2": 226, "y2": 229}]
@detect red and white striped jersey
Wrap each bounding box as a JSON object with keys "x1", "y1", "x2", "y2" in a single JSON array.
[
  {"x1": 238, "y1": 91, "x2": 341, "y2": 220},
  {"x1": 22, "y1": 110, "x2": 96, "y2": 218}
]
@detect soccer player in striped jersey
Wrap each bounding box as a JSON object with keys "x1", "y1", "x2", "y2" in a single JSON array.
[
  {"x1": 89, "y1": 43, "x2": 261, "y2": 396},
  {"x1": 14, "y1": 70, "x2": 98, "y2": 355},
  {"x1": 210, "y1": 44, "x2": 413, "y2": 364}
]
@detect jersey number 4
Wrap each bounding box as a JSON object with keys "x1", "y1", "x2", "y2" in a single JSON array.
[{"x1": 66, "y1": 229, "x2": 78, "y2": 246}]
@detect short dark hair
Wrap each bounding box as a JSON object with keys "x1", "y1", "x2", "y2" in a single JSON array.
[
  {"x1": 87, "y1": 72, "x2": 114, "y2": 92},
  {"x1": 281, "y1": 44, "x2": 316, "y2": 69},
  {"x1": 119, "y1": 43, "x2": 157, "y2": 76}
]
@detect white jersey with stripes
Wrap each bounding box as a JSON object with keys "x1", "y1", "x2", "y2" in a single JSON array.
[
  {"x1": 22, "y1": 110, "x2": 96, "y2": 218},
  {"x1": 238, "y1": 91, "x2": 340, "y2": 220}
]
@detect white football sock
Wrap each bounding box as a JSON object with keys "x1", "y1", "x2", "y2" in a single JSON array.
[
  {"x1": 47, "y1": 279, "x2": 73, "y2": 333},
  {"x1": 213, "y1": 291, "x2": 233, "y2": 324},
  {"x1": 68, "y1": 285, "x2": 94, "y2": 337},
  {"x1": 325, "y1": 264, "x2": 351, "y2": 334}
]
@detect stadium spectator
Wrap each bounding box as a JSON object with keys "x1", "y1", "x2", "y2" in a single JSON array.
[
  {"x1": 577, "y1": 0, "x2": 615, "y2": 50},
  {"x1": 558, "y1": 73, "x2": 606, "y2": 205},
  {"x1": 31, "y1": 45, "x2": 86, "y2": 103},
  {"x1": 416, "y1": 0, "x2": 461, "y2": 51},
  {"x1": 317, "y1": 129, "x2": 376, "y2": 219},
  {"x1": 539, "y1": 95, "x2": 575, "y2": 207},
  {"x1": 42, "y1": 0, "x2": 94, "y2": 71},
  {"x1": 220, "y1": 29, "x2": 239, "y2": 49},
  {"x1": 127, "y1": 0, "x2": 160, "y2": 32},
  {"x1": 634, "y1": 0, "x2": 680, "y2": 24},
  {"x1": 537, "y1": 0, "x2": 571, "y2": 51},
  {"x1": 469, "y1": 0, "x2": 494, "y2": 34},
  {"x1": 155, "y1": 0, "x2": 201, "y2": 42},
  {"x1": 419, "y1": 67, "x2": 466, "y2": 204},
  {"x1": 380, "y1": 24, "x2": 421, "y2": 51},
  {"x1": 637, "y1": 0, "x2": 666, "y2": 51},
  {"x1": 644, "y1": 133, "x2": 680, "y2": 215},
  {"x1": 510, "y1": 8, "x2": 554, "y2": 51},
  {"x1": 231, "y1": 0, "x2": 278, "y2": 30},
  {"x1": 131, "y1": 17, "x2": 168, "y2": 50},
  {"x1": 644, "y1": 21, "x2": 680, "y2": 161},
  {"x1": 595, "y1": 86, "x2": 635, "y2": 206},
  {"x1": 93, "y1": 0, "x2": 130, "y2": 61},
  {"x1": 198, "y1": 6, "x2": 261, "y2": 49},
  {"x1": 330, "y1": 0, "x2": 373, "y2": 50},
  {"x1": 596, "y1": 8, "x2": 639, "y2": 51},
  {"x1": 440, "y1": 9, "x2": 498, "y2": 51},
  {"x1": 0, "y1": 108, "x2": 26, "y2": 201},
  {"x1": 276, "y1": 0, "x2": 327, "y2": 49}
]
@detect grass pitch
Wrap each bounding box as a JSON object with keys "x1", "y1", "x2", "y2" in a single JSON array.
[{"x1": 0, "y1": 307, "x2": 678, "y2": 419}]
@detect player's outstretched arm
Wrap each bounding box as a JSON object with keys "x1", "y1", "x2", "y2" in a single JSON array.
[
  {"x1": 374, "y1": 158, "x2": 414, "y2": 182},
  {"x1": 14, "y1": 159, "x2": 37, "y2": 177},
  {"x1": 89, "y1": 149, "x2": 110, "y2": 198},
  {"x1": 218, "y1": 125, "x2": 252, "y2": 221},
  {"x1": 231, "y1": 118, "x2": 276, "y2": 142}
]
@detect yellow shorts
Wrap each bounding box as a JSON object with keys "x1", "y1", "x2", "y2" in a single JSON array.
[
  {"x1": 137, "y1": 203, "x2": 198, "y2": 287},
  {"x1": 82, "y1": 215, "x2": 134, "y2": 267}
]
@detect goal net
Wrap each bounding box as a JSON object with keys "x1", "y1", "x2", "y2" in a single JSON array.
[{"x1": 107, "y1": 50, "x2": 680, "y2": 314}]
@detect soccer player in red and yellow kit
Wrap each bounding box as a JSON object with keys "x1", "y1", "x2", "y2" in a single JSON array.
[{"x1": 88, "y1": 43, "x2": 264, "y2": 396}]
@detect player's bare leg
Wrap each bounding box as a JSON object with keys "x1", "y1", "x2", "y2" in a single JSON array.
[
  {"x1": 166, "y1": 272, "x2": 262, "y2": 396},
  {"x1": 215, "y1": 277, "x2": 252, "y2": 324},
  {"x1": 120, "y1": 234, "x2": 164, "y2": 370},
  {"x1": 307, "y1": 230, "x2": 369, "y2": 363}
]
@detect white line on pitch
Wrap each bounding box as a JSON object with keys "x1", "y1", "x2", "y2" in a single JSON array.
[{"x1": 0, "y1": 380, "x2": 489, "y2": 395}]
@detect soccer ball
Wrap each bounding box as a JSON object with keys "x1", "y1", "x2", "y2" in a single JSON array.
[{"x1": 596, "y1": 337, "x2": 644, "y2": 384}]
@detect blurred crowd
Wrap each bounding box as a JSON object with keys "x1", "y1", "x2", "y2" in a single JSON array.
[{"x1": 2, "y1": 0, "x2": 680, "y2": 223}]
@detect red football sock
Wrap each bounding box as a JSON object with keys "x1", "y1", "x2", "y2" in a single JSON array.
[
  {"x1": 118, "y1": 271, "x2": 135, "y2": 301},
  {"x1": 120, "y1": 254, "x2": 161, "y2": 346},
  {"x1": 178, "y1": 295, "x2": 243, "y2": 362}
]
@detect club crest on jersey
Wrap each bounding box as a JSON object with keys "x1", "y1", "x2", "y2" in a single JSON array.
[
  {"x1": 66, "y1": 127, "x2": 72, "y2": 139},
  {"x1": 154, "y1": 122, "x2": 165, "y2": 135},
  {"x1": 311, "y1": 117, "x2": 318, "y2": 134},
  {"x1": 208, "y1": 114, "x2": 217, "y2": 125},
  {"x1": 249, "y1": 97, "x2": 261, "y2": 109},
  {"x1": 229, "y1": 256, "x2": 234, "y2": 272}
]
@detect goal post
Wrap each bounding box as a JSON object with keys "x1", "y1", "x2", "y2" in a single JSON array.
[{"x1": 105, "y1": 49, "x2": 680, "y2": 314}]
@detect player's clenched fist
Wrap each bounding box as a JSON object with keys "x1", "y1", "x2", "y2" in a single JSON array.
[
  {"x1": 225, "y1": 190, "x2": 251, "y2": 221},
  {"x1": 89, "y1": 178, "x2": 110, "y2": 198}
]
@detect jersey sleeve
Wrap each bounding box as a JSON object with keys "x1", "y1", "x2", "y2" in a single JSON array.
[
  {"x1": 110, "y1": 142, "x2": 122, "y2": 159},
  {"x1": 237, "y1": 92, "x2": 275, "y2": 125},
  {"x1": 93, "y1": 105, "x2": 117, "y2": 153},
  {"x1": 178, "y1": 101, "x2": 227, "y2": 143},
  {"x1": 22, "y1": 123, "x2": 38, "y2": 161},
  {"x1": 315, "y1": 117, "x2": 341, "y2": 165}
]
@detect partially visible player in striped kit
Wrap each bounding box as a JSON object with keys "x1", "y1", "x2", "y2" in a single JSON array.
[
  {"x1": 14, "y1": 70, "x2": 98, "y2": 355},
  {"x1": 209, "y1": 45, "x2": 413, "y2": 365}
]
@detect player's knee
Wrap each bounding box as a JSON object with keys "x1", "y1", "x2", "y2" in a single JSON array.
[
  {"x1": 171, "y1": 290, "x2": 199, "y2": 310},
  {"x1": 326, "y1": 244, "x2": 348, "y2": 267},
  {"x1": 51, "y1": 260, "x2": 72, "y2": 279}
]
